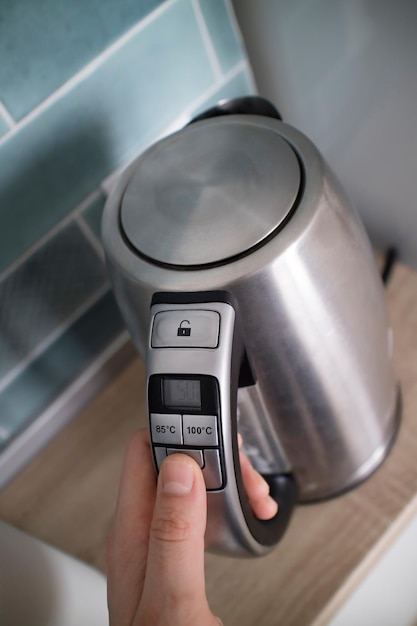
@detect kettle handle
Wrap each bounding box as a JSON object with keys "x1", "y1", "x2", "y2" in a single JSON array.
[
  {"x1": 187, "y1": 96, "x2": 282, "y2": 126},
  {"x1": 146, "y1": 291, "x2": 297, "y2": 557},
  {"x1": 188, "y1": 95, "x2": 282, "y2": 125}
]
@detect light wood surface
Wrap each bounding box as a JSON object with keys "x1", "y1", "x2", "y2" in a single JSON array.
[{"x1": 1, "y1": 259, "x2": 416, "y2": 625}]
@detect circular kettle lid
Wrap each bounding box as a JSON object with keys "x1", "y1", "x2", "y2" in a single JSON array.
[{"x1": 120, "y1": 117, "x2": 301, "y2": 267}]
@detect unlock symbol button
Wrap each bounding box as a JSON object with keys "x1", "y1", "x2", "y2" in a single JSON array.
[
  {"x1": 152, "y1": 310, "x2": 220, "y2": 348},
  {"x1": 177, "y1": 320, "x2": 191, "y2": 337},
  {"x1": 151, "y1": 310, "x2": 219, "y2": 348}
]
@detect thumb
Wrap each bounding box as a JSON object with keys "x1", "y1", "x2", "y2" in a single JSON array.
[{"x1": 137, "y1": 453, "x2": 216, "y2": 625}]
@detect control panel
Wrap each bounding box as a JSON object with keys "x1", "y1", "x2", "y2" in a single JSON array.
[
  {"x1": 147, "y1": 294, "x2": 235, "y2": 492},
  {"x1": 148, "y1": 374, "x2": 224, "y2": 490},
  {"x1": 147, "y1": 299, "x2": 230, "y2": 493}
]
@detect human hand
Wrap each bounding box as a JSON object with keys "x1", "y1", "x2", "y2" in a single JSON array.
[{"x1": 107, "y1": 430, "x2": 278, "y2": 626}]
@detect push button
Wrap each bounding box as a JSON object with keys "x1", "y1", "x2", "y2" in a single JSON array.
[
  {"x1": 202, "y1": 449, "x2": 223, "y2": 490},
  {"x1": 151, "y1": 310, "x2": 220, "y2": 348},
  {"x1": 183, "y1": 415, "x2": 218, "y2": 446},
  {"x1": 167, "y1": 448, "x2": 204, "y2": 468},
  {"x1": 150, "y1": 414, "x2": 182, "y2": 445},
  {"x1": 153, "y1": 446, "x2": 167, "y2": 470}
]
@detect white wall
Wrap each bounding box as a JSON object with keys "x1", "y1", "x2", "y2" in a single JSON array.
[{"x1": 232, "y1": 0, "x2": 417, "y2": 269}]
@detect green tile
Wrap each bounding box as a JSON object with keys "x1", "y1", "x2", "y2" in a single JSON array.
[
  {"x1": 82, "y1": 192, "x2": 107, "y2": 241},
  {"x1": 0, "y1": 222, "x2": 107, "y2": 379},
  {"x1": 0, "y1": 290, "x2": 124, "y2": 449},
  {"x1": 198, "y1": 0, "x2": 246, "y2": 74},
  {"x1": 0, "y1": 0, "x2": 165, "y2": 120},
  {"x1": 0, "y1": 0, "x2": 214, "y2": 274}
]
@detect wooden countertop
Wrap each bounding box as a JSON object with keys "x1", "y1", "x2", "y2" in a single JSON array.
[{"x1": 1, "y1": 258, "x2": 416, "y2": 626}]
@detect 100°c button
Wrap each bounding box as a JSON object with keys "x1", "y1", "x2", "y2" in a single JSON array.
[{"x1": 183, "y1": 415, "x2": 218, "y2": 446}]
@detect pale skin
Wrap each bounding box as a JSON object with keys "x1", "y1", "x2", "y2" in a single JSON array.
[{"x1": 107, "y1": 430, "x2": 278, "y2": 626}]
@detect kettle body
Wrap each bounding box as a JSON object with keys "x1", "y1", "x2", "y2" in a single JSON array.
[{"x1": 102, "y1": 109, "x2": 399, "y2": 553}]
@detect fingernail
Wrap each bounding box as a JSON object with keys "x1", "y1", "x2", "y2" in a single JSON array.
[{"x1": 161, "y1": 457, "x2": 194, "y2": 496}]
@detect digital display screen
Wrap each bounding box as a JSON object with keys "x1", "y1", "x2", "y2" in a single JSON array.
[{"x1": 163, "y1": 379, "x2": 201, "y2": 408}]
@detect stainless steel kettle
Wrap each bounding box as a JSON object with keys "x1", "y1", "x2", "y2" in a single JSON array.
[{"x1": 102, "y1": 97, "x2": 400, "y2": 557}]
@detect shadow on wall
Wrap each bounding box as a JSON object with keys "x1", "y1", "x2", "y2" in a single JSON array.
[
  {"x1": 0, "y1": 116, "x2": 113, "y2": 272},
  {"x1": 0, "y1": 118, "x2": 125, "y2": 444}
]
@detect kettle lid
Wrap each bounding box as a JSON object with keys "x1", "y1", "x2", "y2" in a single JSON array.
[{"x1": 120, "y1": 118, "x2": 301, "y2": 267}]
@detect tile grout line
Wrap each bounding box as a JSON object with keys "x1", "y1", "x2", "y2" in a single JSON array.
[
  {"x1": 0, "y1": 0, "x2": 175, "y2": 147},
  {"x1": 0, "y1": 189, "x2": 103, "y2": 285},
  {"x1": 224, "y1": 0, "x2": 258, "y2": 92},
  {"x1": 225, "y1": 0, "x2": 249, "y2": 59},
  {"x1": 0, "y1": 282, "x2": 110, "y2": 395},
  {"x1": 192, "y1": 0, "x2": 223, "y2": 82},
  {"x1": 185, "y1": 58, "x2": 249, "y2": 113},
  {"x1": 0, "y1": 100, "x2": 16, "y2": 129},
  {"x1": 75, "y1": 213, "x2": 105, "y2": 262}
]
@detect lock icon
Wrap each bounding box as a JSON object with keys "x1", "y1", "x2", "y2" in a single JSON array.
[{"x1": 177, "y1": 320, "x2": 191, "y2": 336}]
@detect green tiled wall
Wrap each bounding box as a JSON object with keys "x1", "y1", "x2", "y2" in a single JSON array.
[{"x1": 0, "y1": 0, "x2": 254, "y2": 451}]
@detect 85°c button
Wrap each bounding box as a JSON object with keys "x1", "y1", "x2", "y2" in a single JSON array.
[{"x1": 150, "y1": 414, "x2": 182, "y2": 445}]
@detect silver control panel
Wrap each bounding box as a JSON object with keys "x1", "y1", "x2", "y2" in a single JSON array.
[{"x1": 147, "y1": 301, "x2": 232, "y2": 497}]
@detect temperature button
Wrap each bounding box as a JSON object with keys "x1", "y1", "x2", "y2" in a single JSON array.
[
  {"x1": 183, "y1": 415, "x2": 218, "y2": 446},
  {"x1": 150, "y1": 413, "x2": 182, "y2": 445}
]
